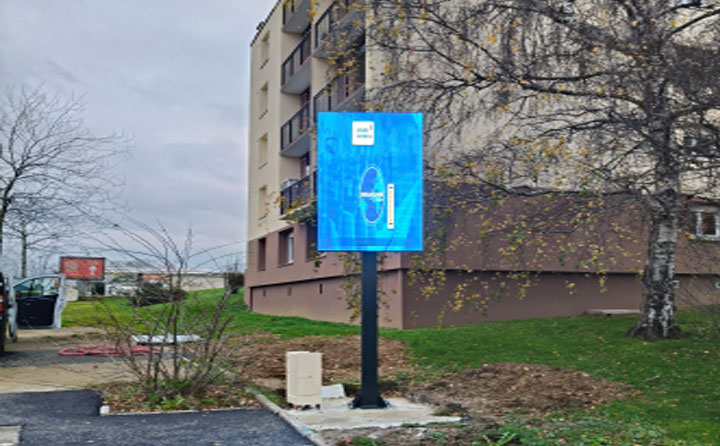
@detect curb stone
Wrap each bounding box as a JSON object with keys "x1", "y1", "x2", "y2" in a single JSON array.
[
  {"x1": 100, "y1": 405, "x2": 258, "y2": 417},
  {"x1": 0, "y1": 425, "x2": 20, "y2": 446},
  {"x1": 248, "y1": 388, "x2": 329, "y2": 446}
]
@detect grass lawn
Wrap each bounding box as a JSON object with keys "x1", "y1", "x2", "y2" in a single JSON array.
[
  {"x1": 385, "y1": 315, "x2": 720, "y2": 445},
  {"x1": 63, "y1": 289, "x2": 719, "y2": 444},
  {"x1": 63, "y1": 288, "x2": 361, "y2": 337}
]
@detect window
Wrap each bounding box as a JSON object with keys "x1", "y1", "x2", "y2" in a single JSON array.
[
  {"x1": 305, "y1": 223, "x2": 317, "y2": 261},
  {"x1": 258, "y1": 134, "x2": 268, "y2": 167},
  {"x1": 258, "y1": 186, "x2": 268, "y2": 219},
  {"x1": 279, "y1": 228, "x2": 294, "y2": 265},
  {"x1": 300, "y1": 153, "x2": 310, "y2": 177},
  {"x1": 694, "y1": 209, "x2": 720, "y2": 240},
  {"x1": 300, "y1": 88, "x2": 310, "y2": 106},
  {"x1": 676, "y1": 0, "x2": 707, "y2": 8},
  {"x1": 257, "y1": 238, "x2": 266, "y2": 271},
  {"x1": 260, "y1": 32, "x2": 270, "y2": 69},
  {"x1": 259, "y1": 83, "x2": 268, "y2": 119}
]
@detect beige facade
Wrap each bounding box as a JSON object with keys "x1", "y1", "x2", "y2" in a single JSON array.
[{"x1": 246, "y1": 1, "x2": 720, "y2": 329}]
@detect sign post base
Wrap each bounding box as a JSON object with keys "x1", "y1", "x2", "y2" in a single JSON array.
[{"x1": 351, "y1": 251, "x2": 388, "y2": 409}]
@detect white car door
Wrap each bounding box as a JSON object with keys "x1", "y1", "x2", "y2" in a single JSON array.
[
  {"x1": 12, "y1": 275, "x2": 66, "y2": 331},
  {"x1": 6, "y1": 281, "x2": 17, "y2": 342}
]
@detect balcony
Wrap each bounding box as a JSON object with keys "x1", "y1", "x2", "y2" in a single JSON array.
[
  {"x1": 283, "y1": 0, "x2": 312, "y2": 34},
  {"x1": 281, "y1": 31, "x2": 312, "y2": 94},
  {"x1": 281, "y1": 102, "x2": 311, "y2": 157},
  {"x1": 280, "y1": 171, "x2": 316, "y2": 215},
  {"x1": 313, "y1": 49, "x2": 366, "y2": 119},
  {"x1": 314, "y1": 0, "x2": 365, "y2": 58}
]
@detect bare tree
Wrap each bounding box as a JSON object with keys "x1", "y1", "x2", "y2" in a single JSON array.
[
  {"x1": 364, "y1": 0, "x2": 720, "y2": 340},
  {"x1": 0, "y1": 86, "x2": 125, "y2": 260},
  {"x1": 96, "y1": 219, "x2": 239, "y2": 397},
  {"x1": 5, "y1": 195, "x2": 78, "y2": 276}
]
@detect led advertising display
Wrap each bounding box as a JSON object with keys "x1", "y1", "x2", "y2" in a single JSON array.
[
  {"x1": 59, "y1": 257, "x2": 105, "y2": 280},
  {"x1": 317, "y1": 112, "x2": 423, "y2": 252}
]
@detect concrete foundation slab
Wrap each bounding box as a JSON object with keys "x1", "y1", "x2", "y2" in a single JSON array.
[
  {"x1": 0, "y1": 425, "x2": 20, "y2": 446},
  {"x1": 286, "y1": 397, "x2": 461, "y2": 431},
  {"x1": 586, "y1": 309, "x2": 642, "y2": 317}
]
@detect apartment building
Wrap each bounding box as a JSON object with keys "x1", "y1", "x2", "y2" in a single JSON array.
[
  {"x1": 246, "y1": 0, "x2": 400, "y2": 325},
  {"x1": 246, "y1": 0, "x2": 720, "y2": 329}
]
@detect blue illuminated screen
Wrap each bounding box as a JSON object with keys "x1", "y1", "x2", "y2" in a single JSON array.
[{"x1": 317, "y1": 112, "x2": 423, "y2": 252}]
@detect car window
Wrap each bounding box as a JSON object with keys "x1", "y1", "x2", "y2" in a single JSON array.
[
  {"x1": 14, "y1": 277, "x2": 60, "y2": 299},
  {"x1": 14, "y1": 280, "x2": 33, "y2": 299},
  {"x1": 38, "y1": 277, "x2": 60, "y2": 295}
]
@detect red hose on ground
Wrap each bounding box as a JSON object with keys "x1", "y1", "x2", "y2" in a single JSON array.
[{"x1": 58, "y1": 344, "x2": 150, "y2": 356}]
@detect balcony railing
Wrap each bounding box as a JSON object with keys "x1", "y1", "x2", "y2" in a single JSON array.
[
  {"x1": 313, "y1": 48, "x2": 366, "y2": 119},
  {"x1": 314, "y1": 2, "x2": 337, "y2": 49},
  {"x1": 283, "y1": 0, "x2": 295, "y2": 24},
  {"x1": 281, "y1": 103, "x2": 311, "y2": 152},
  {"x1": 283, "y1": 0, "x2": 304, "y2": 24},
  {"x1": 282, "y1": 31, "x2": 311, "y2": 87},
  {"x1": 314, "y1": 0, "x2": 362, "y2": 52},
  {"x1": 280, "y1": 171, "x2": 316, "y2": 215}
]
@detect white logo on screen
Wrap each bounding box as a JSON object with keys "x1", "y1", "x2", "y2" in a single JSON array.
[{"x1": 352, "y1": 121, "x2": 374, "y2": 146}]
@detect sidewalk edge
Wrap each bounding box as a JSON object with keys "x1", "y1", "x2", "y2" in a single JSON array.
[{"x1": 248, "y1": 388, "x2": 329, "y2": 446}]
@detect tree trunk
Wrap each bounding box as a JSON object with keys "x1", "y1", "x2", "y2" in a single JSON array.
[
  {"x1": 0, "y1": 218, "x2": 4, "y2": 257},
  {"x1": 20, "y1": 231, "x2": 28, "y2": 278},
  {"x1": 628, "y1": 191, "x2": 684, "y2": 341}
]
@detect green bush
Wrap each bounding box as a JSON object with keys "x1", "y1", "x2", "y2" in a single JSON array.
[{"x1": 131, "y1": 282, "x2": 187, "y2": 307}]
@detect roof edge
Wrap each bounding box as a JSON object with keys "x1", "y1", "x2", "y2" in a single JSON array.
[{"x1": 251, "y1": 0, "x2": 283, "y2": 46}]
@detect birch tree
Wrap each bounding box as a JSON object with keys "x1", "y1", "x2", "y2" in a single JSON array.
[{"x1": 366, "y1": 0, "x2": 720, "y2": 340}]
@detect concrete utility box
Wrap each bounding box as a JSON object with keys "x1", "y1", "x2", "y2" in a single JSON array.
[{"x1": 286, "y1": 351, "x2": 322, "y2": 407}]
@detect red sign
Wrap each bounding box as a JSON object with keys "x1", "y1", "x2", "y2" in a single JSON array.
[{"x1": 60, "y1": 257, "x2": 105, "y2": 280}]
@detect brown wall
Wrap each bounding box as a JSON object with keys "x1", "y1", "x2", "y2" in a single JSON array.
[
  {"x1": 246, "y1": 222, "x2": 404, "y2": 288},
  {"x1": 245, "y1": 198, "x2": 720, "y2": 329},
  {"x1": 402, "y1": 271, "x2": 644, "y2": 329},
  {"x1": 247, "y1": 267, "x2": 720, "y2": 330},
  {"x1": 414, "y1": 190, "x2": 720, "y2": 277},
  {"x1": 246, "y1": 222, "x2": 407, "y2": 328},
  {"x1": 675, "y1": 275, "x2": 720, "y2": 307},
  {"x1": 414, "y1": 191, "x2": 648, "y2": 274},
  {"x1": 248, "y1": 271, "x2": 406, "y2": 329}
]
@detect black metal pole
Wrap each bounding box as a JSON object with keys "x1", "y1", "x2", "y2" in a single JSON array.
[{"x1": 351, "y1": 251, "x2": 387, "y2": 409}]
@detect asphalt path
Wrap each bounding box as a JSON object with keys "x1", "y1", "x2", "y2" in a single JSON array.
[{"x1": 0, "y1": 390, "x2": 314, "y2": 446}]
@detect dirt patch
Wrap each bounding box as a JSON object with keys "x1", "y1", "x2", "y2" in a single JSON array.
[
  {"x1": 229, "y1": 335, "x2": 414, "y2": 387},
  {"x1": 227, "y1": 335, "x2": 635, "y2": 418},
  {"x1": 407, "y1": 363, "x2": 638, "y2": 418}
]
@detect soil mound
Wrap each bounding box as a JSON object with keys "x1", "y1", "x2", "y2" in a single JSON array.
[
  {"x1": 233, "y1": 335, "x2": 413, "y2": 385},
  {"x1": 229, "y1": 335, "x2": 635, "y2": 417},
  {"x1": 410, "y1": 362, "x2": 636, "y2": 417}
]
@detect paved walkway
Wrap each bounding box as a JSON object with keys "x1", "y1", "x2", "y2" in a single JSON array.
[
  {"x1": 1, "y1": 329, "x2": 312, "y2": 445},
  {"x1": 0, "y1": 390, "x2": 313, "y2": 446},
  {"x1": 0, "y1": 327, "x2": 132, "y2": 393}
]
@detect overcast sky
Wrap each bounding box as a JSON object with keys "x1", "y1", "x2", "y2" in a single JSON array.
[{"x1": 0, "y1": 0, "x2": 276, "y2": 271}]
